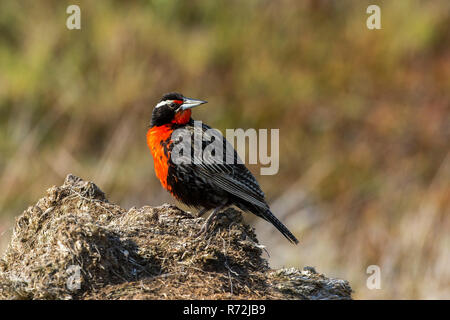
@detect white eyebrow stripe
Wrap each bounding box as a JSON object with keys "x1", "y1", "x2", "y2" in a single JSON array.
[{"x1": 155, "y1": 100, "x2": 173, "y2": 108}]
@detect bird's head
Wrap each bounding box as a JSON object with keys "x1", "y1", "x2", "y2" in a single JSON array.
[{"x1": 150, "y1": 92, "x2": 207, "y2": 127}]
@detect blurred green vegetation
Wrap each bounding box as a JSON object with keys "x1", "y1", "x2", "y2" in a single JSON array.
[{"x1": 0, "y1": 0, "x2": 449, "y2": 298}]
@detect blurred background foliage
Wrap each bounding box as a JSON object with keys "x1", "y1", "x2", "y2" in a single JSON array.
[{"x1": 0, "y1": 0, "x2": 449, "y2": 299}]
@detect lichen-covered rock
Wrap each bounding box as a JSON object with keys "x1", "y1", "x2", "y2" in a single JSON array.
[{"x1": 0, "y1": 174, "x2": 352, "y2": 300}]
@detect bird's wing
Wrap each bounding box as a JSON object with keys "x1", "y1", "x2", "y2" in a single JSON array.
[{"x1": 181, "y1": 122, "x2": 269, "y2": 210}]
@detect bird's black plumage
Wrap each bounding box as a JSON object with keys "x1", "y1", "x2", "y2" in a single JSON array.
[{"x1": 165, "y1": 119, "x2": 299, "y2": 244}]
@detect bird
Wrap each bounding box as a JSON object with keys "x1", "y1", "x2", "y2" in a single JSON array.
[{"x1": 146, "y1": 92, "x2": 299, "y2": 244}]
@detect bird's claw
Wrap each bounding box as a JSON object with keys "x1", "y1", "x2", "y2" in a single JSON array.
[
  {"x1": 195, "y1": 218, "x2": 214, "y2": 238},
  {"x1": 194, "y1": 206, "x2": 224, "y2": 239},
  {"x1": 194, "y1": 223, "x2": 208, "y2": 238}
]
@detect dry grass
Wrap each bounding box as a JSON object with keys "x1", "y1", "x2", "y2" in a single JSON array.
[{"x1": 0, "y1": 174, "x2": 352, "y2": 300}]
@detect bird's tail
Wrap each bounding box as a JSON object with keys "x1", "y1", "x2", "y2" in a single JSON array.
[{"x1": 260, "y1": 209, "x2": 299, "y2": 244}]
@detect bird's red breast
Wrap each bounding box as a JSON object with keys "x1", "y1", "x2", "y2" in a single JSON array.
[
  {"x1": 146, "y1": 109, "x2": 192, "y2": 192},
  {"x1": 146, "y1": 124, "x2": 173, "y2": 191}
]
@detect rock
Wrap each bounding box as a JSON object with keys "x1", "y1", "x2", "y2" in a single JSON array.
[{"x1": 0, "y1": 174, "x2": 352, "y2": 300}]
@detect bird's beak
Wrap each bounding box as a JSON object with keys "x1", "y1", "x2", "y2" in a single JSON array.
[{"x1": 180, "y1": 97, "x2": 208, "y2": 110}]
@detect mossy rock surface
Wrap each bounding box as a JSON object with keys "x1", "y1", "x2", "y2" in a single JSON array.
[{"x1": 0, "y1": 174, "x2": 352, "y2": 300}]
